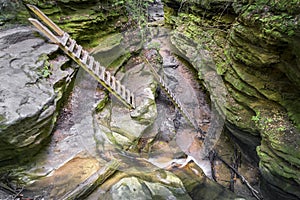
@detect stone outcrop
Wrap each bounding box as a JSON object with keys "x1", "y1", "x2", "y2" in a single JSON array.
[
  {"x1": 163, "y1": 0, "x2": 300, "y2": 199},
  {"x1": 0, "y1": 0, "x2": 29, "y2": 26},
  {"x1": 21, "y1": 0, "x2": 129, "y2": 47},
  {"x1": 0, "y1": 27, "x2": 75, "y2": 169}
]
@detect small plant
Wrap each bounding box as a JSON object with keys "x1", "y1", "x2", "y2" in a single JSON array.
[
  {"x1": 37, "y1": 54, "x2": 52, "y2": 78},
  {"x1": 251, "y1": 111, "x2": 261, "y2": 123},
  {"x1": 266, "y1": 118, "x2": 273, "y2": 123},
  {"x1": 95, "y1": 95, "x2": 109, "y2": 112},
  {"x1": 39, "y1": 61, "x2": 52, "y2": 78},
  {"x1": 277, "y1": 126, "x2": 286, "y2": 132}
]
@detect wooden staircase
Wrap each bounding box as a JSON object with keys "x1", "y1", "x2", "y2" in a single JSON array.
[
  {"x1": 27, "y1": 5, "x2": 135, "y2": 109},
  {"x1": 143, "y1": 58, "x2": 199, "y2": 131}
]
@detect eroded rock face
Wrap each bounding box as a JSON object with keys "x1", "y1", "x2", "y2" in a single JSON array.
[
  {"x1": 163, "y1": 0, "x2": 300, "y2": 199},
  {"x1": 21, "y1": 0, "x2": 129, "y2": 47},
  {"x1": 0, "y1": 0, "x2": 29, "y2": 27},
  {"x1": 110, "y1": 174, "x2": 190, "y2": 200},
  {"x1": 0, "y1": 27, "x2": 75, "y2": 168}
]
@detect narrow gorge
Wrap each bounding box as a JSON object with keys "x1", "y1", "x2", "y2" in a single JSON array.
[{"x1": 0, "y1": 0, "x2": 299, "y2": 200}]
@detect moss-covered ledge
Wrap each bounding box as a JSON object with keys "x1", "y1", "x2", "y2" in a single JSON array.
[{"x1": 21, "y1": 0, "x2": 129, "y2": 47}]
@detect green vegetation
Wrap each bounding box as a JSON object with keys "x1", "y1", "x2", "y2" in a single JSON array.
[
  {"x1": 95, "y1": 94, "x2": 109, "y2": 112},
  {"x1": 40, "y1": 61, "x2": 52, "y2": 78},
  {"x1": 251, "y1": 111, "x2": 261, "y2": 123},
  {"x1": 147, "y1": 42, "x2": 161, "y2": 50},
  {"x1": 276, "y1": 126, "x2": 286, "y2": 132}
]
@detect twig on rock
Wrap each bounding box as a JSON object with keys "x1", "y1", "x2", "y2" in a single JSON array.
[
  {"x1": 212, "y1": 150, "x2": 263, "y2": 200},
  {"x1": 208, "y1": 150, "x2": 217, "y2": 182}
]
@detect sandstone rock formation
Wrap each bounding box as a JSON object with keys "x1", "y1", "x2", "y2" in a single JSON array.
[
  {"x1": 1, "y1": 1, "x2": 299, "y2": 199},
  {"x1": 21, "y1": 0, "x2": 129, "y2": 47},
  {"x1": 0, "y1": 27, "x2": 75, "y2": 168},
  {"x1": 163, "y1": 0, "x2": 300, "y2": 199}
]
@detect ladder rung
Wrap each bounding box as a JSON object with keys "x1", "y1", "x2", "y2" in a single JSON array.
[
  {"x1": 75, "y1": 45, "x2": 82, "y2": 58},
  {"x1": 92, "y1": 62, "x2": 98, "y2": 74},
  {"x1": 88, "y1": 56, "x2": 94, "y2": 69},
  {"x1": 116, "y1": 80, "x2": 121, "y2": 93},
  {"x1": 81, "y1": 51, "x2": 88, "y2": 64},
  {"x1": 99, "y1": 66, "x2": 105, "y2": 80},
  {"x1": 91, "y1": 61, "x2": 96, "y2": 71},
  {"x1": 126, "y1": 89, "x2": 131, "y2": 102},
  {"x1": 130, "y1": 95, "x2": 135, "y2": 107},
  {"x1": 121, "y1": 85, "x2": 126, "y2": 97},
  {"x1": 93, "y1": 61, "x2": 99, "y2": 72},
  {"x1": 111, "y1": 76, "x2": 116, "y2": 90},
  {"x1": 68, "y1": 39, "x2": 76, "y2": 52},
  {"x1": 176, "y1": 100, "x2": 181, "y2": 107},
  {"x1": 105, "y1": 71, "x2": 111, "y2": 85},
  {"x1": 60, "y1": 32, "x2": 69, "y2": 46}
]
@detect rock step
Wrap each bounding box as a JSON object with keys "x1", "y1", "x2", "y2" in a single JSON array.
[{"x1": 27, "y1": 5, "x2": 135, "y2": 109}]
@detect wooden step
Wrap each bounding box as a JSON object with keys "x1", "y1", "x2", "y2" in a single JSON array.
[
  {"x1": 88, "y1": 56, "x2": 94, "y2": 69},
  {"x1": 68, "y1": 39, "x2": 76, "y2": 52},
  {"x1": 60, "y1": 32, "x2": 69, "y2": 46},
  {"x1": 81, "y1": 51, "x2": 88, "y2": 64},
  {"x1": 144, "y1": 58, "x2": 198, "y2": 130},
  {"x1": 75, "y1": 45, "x2": 82, "y2": 58}
]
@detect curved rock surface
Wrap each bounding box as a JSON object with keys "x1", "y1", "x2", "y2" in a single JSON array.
[
  {"x1": 0, "y1": 27, "x2": 75, "y2": 168},
  {"x1": 163, "y1": 0, "x2": 300, "y2": 199}
]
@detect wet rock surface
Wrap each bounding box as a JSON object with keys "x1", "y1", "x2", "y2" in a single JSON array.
[{"x1": 0, "y1": 27, "x2": 75, "y2": 168}]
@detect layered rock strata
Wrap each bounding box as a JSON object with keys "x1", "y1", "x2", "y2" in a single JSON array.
[
  {"x1": 163, "y1": 0, "x2": 300, "y2": 199},
  {"x1": 0, "y1": 27, "x2": 75, "y2": 168},
  {"x1": 21, "y1": 0, "x2": 129, "y2": 47}
]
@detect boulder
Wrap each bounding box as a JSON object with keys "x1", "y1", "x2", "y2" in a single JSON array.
[{"x1": 0, "y1": 27, "x2": 75, "y2": 168}]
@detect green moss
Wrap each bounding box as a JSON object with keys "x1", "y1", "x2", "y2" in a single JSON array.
[
  {"x1": 92, "y1": 33, "x2": 123, "y2": 52},
  {"x1": 95, "y1": 95, "x2": 109, "y2": 113},
  {"x1": 163, "y1": 7, "x2": 175, "y2": 26},
  {"x1": 257, "y1": 141, "x2": 300, "y2": 184},
  {"x1": 238, "y1": 0, "x2": 300, "y2": 41},
  {"x1": 108, "y1": 52, "x2": 131, "y2": 70},
  {"x1": 22, "y1": 0, "x2": 129, "y2": 47},
  {"x1": 0, "y1": 115, "x2": 6, "y2": 124}
]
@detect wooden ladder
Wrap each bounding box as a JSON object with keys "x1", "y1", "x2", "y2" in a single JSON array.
[
  {"x1": 27, "y1": 5, "x2": 135, "y2": 109},
  {"x1": 143, "y1": 58, "x2": 199, "y2": 131}
]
